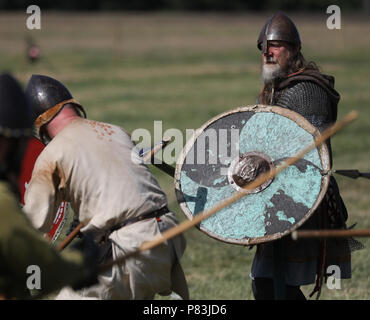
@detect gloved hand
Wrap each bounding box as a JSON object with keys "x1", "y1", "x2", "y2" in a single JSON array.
[{"x1": 70, "y1": 231, "x2": 101, "y2": 291}]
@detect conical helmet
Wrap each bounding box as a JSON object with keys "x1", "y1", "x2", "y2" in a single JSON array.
[
  {"x1": 25, "y1": 74, "x2": 86, "y2": 143},
  {"x1": 257, "y1": 11, "x2": 301, "y2": 54},
  {"x1": 0, "y1": 73, "x2": 34, "y2": 138}
]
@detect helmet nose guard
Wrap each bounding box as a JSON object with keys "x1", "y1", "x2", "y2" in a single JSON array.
[{"x1": 257, "y1": 11, "x2": 301, "y2": 53}]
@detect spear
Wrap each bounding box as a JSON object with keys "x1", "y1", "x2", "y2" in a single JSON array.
[
  {"x1": 31, "y1": 111, "x2": 357, "y2": 301},
  {"x1": 292, "y1": 229, "x2": 370, "y2": 240},
  {"x1": 99, "y1": 111, "x2": 359, "y2": 273},
  {"x1": 334, "y1": 170, "x2": 370, "y2": 179}
]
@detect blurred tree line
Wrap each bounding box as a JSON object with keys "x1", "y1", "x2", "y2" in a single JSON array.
[{"x1": 0, "y1": 0, "x2": 366, "y2": 11}]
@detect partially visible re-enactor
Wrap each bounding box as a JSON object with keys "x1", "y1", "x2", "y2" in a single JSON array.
[{"x1": 0, "y1": 73, "x2": 98, "y2": 299}]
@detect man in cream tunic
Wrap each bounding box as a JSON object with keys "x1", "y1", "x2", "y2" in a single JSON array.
[{"x1": 23, "y1": 74, "x2": 188, "y2": 300}]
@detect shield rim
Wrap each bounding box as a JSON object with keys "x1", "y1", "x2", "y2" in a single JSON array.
[{"x1": 174, "y1": 104, "x2": 331, "y2": 245}]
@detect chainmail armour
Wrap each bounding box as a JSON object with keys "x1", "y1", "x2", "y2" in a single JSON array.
[
  {"x1": 251, "y1": 76, "x2": 363, "y2": 298},
  {"x1": 274, "y1": 81, "x2": 333, "y2": 132},
  {"x1": 274, "y1": 81, "x2": 335, "y2": 168},
  {"x1": 269, "y1": 78, "x2": 362, "y2": 251}
]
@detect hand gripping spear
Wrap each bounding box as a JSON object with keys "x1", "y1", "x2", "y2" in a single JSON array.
[{"x1": 98, "y1": 111, "x2": 358, "y2": 274}]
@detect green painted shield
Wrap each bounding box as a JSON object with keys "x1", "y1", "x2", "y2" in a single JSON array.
[{"x1": 175, "y1": 105, "x2": 330, "y2": 245}]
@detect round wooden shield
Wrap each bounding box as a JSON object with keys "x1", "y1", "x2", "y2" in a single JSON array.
[{"x1": 174, "y1": 105, "x2": 331, "y2": 245}]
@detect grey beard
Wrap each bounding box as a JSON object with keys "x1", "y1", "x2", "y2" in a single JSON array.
[{"x1": 262, "y1": 63, "x2": 286, "y2": 84}]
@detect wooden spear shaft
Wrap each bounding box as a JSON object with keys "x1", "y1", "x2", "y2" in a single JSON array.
[
  {"x1": 292, "y1": 229, "x2": 370, "y2": 240},
  {"x1": 143, "y1": 137, "x2": 171, "y2": 163},
  {"x1": 57, "y1": 222, "x2": 84, "y2": 251},
  {"x1": 100, "y1": 111, "x2": 359, "y2": 273}
]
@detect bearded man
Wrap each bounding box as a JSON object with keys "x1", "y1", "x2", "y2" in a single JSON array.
[
  {"x1": 250, "y1": 12, "x2": 359, "y2": 300},
  {"x1": 23, "y1": 74, "x2": 188, "y2": 300}
]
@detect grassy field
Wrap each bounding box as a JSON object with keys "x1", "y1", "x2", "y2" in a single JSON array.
[{"x1": 1, "y1": 11, "x2": 369, "y2": 300}]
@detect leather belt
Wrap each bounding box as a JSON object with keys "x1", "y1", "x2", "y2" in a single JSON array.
[{"x1": 109, "y1": 206, "x2": 169, "y2": 234}]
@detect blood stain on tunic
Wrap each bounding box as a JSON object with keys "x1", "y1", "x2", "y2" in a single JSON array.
[{"x1": 86, "y1": 120, "x2": 115, "y2": 141}]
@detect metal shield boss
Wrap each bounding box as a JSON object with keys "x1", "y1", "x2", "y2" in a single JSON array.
[{"x1": 175, "y1": 105, "x2": 330, "y2": 245}]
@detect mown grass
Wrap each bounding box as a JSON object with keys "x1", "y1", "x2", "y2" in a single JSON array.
[{"x1": 1, "y1": 12, "x2": 369, "y2": 300}]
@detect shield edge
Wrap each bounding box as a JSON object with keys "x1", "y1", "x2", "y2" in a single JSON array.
[{"x1": 174, "y1": 104, "x2": 331, "y2": 245}]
